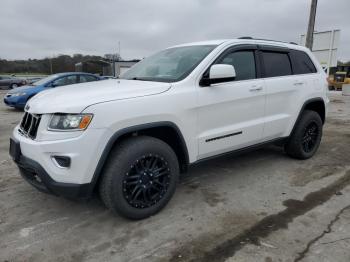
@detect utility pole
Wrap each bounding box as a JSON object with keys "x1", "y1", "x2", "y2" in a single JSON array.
[
  {"x1": 112, "y1": 41, "x2": 121, "y2": 77},
  {"x1": 112, "y1": 54, "x2": 116, "y2": 77},
  {"x1": 49, "y1": 57, "x2": 53, "y2": 74},
  {"x1": 305, "y1": 0, "x2": 318, "y2": 50},
  {"x1": 118, "y1": 41, "x2": 121, "y2": 59}
]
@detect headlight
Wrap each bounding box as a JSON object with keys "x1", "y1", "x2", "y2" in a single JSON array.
[
  {"x1": 48, "y1": 114, "x2": 93, "y2": 131},
  {"x1": 11, "y1": 92, "x2": 26, "y2": 97}
]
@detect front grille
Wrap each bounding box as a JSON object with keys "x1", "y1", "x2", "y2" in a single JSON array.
[{"x1": 19, "y1": 112, "x2": 41, "y2": 139}]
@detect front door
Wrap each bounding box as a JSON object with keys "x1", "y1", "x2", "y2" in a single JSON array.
[{"x1": 197, "y1": 47, "x2": 266, "y2": 159}]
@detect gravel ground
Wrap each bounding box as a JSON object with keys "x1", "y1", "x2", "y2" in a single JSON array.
[{"x1": 0, "y1": 90, "x2": 349, "y2": 262}]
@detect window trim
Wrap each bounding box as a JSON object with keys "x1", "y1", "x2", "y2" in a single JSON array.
[
  {"x1": 258, "y1": 48, "x2": 293, "y2": 78},
  {"x1": 199, "y1": 44, "x2": 262, "y2": 86},
  {"x1": 289, "y1": 50, "x2": 318, "y2": 75}
]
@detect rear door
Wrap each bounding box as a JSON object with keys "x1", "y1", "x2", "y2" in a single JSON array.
[
  {"x1": 259, "y1": 47, "x2": 298, "y2": 140},
  {"x1": 197, "y1": 45, "x2": 266, "y2": 159},
  {"x1": 261, "y1": 47, "x2": 319, "y2": 140}
]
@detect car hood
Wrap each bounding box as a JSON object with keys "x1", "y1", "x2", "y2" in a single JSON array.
[
  {"x1": 27, "y1": 79, "x2": 171, "y2": 114},
  {"x1": 7, "y1": 85, "x2": 38, "y2": 94}
]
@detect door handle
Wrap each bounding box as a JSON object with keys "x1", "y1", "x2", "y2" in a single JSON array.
[
  {"x1": 294, "y1": 81, "x2": 304, "y2": 86},
  {"x1": 249, "y1": 86, "x2": 263, "y2": 92}
]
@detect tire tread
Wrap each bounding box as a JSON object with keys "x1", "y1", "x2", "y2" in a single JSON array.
[{"x1": 285, "y1": 110, "x2": 322, "y2": 160}]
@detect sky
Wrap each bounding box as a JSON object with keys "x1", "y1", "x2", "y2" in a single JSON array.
[{"x1": 0, "y1": 0, "x2": 349, "y2": 61}]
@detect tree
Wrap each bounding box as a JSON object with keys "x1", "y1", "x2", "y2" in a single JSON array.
[{"x1": 104, "y1": 53, "x2": 121, "y2": 61}]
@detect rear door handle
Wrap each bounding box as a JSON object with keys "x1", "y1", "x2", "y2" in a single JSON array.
[
  {"x1": 249, "y1": 86, "x2": 263, "y2": 92},
  {"x1": 294, "y1": 81, "x2": 305, "y2": 86}
]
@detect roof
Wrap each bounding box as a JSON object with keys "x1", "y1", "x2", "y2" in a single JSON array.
[
  {"x1": 54, "y1": 72, "x2": 97, "y2": 76},
  {"x1": 171, "y1": 39, "x2": 229, "y2": 47},
  {"x1": 170, "y1": 38, "x2": 306, "y2": 51}
]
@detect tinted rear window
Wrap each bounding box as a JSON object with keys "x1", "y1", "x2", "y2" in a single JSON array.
[
  {"x1": 262, "y1": 52, "x2": 292, "y2": 77},
  {"x1": 290, "y1": 50, "x2": 317, "y2": 74}
]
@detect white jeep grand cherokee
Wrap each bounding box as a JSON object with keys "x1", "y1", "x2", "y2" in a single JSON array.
[{"x1": 10, "y1": 38, "x2": 328, "y2": 219}]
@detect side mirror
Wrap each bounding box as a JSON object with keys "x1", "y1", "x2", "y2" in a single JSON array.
[{"x1": 200, "y1": 64, "x2": 236, "y2": 86}]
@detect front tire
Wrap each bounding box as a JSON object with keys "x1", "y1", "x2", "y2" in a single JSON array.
[
  {"x1": 10, "y1": 83, "x2": 18, "y2": 89},
  {"x1": 99, "y1": 136, "x2": 179, "y2": 220},
  {"x1": 285, "y1": 110, "x2": 323, "y2": 159}
]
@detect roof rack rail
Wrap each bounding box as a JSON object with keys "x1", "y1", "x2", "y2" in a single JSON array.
[
  {"x1": 237, "y1": 37, "x2": 298, "y2": 45},
  {"x1": 237, "y1": 36, "x2": 253, "y2": 39}
]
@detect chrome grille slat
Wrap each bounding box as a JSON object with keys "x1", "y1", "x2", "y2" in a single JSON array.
[
  {"x1": 20, "y1": 112, "x2": 28, "y2": 130},
  {"x1": 24, "y1": 114, "x2": 32, "y2": 131},
  {"x1": 28, "y1": 116, "x2": 35, "y2": 135},
  {"x1": 19, "y1": 112, "x2": 41, "y2": 139}
]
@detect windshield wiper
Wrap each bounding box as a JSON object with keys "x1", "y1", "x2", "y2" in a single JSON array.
[
  {"x1": 128, "y1": 77, "x2": 150, "y2": 81},
  {"x1": 123, "y1": 76, "x2": 169, "y2": 83}
]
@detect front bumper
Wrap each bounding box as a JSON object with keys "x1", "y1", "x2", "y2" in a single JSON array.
[
  {"x1": 11, "y1": 138, "x2": 93, "y2": 199},
  {"x1": 3, "y1": 96, "x2": 25, "y2": 108},
  {"x1": 12, "y1": 124, "x2": 110, "y2": 184},
  {"x1": 11, "y1": 122, "x2": 112, "y2": 198}
]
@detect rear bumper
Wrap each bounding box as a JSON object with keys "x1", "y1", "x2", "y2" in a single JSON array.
[{"x1": 12, "y1": 142, "x2": 93, "y2": 199}]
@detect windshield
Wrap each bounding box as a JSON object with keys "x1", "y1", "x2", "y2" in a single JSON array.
[
  {"x1": 32, "y1": 74, "x2": 61, "y2": 86},
  {"x1": 120, "y1": 45, "x2": 217, "y2": 83}
]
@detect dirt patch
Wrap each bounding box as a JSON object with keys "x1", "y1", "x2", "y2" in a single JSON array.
[
  {"x1": 200, "y1": 188, "x2": 226, "y2": 207},
  {"x1": 325, "y1": 119, "x2": 350, "y2": 126},
  {"x1": 289, "y1": 120, "x2": 350, "y2": 187},
  {"x1": 331, "y1": 99, "x2": 345, "y2": 104},
  {"x1": 167, "y1": 212, "x2": 258, "y2": 262},
  {"x1": 290, "y1": 164, "x2": 345, "y2": 187},
  {"x1": 169, "y1": 170, "x2": 350, "y2": 262}
]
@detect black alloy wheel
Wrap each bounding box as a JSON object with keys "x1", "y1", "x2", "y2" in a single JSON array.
[
  {"x1": 123, "y1": 154, "x2": 171, "y2": 209},
  {"x1": 285, "y1": 110, "x2": 323, "y2": 160},
  {"x1": 99, "y1": 136, "x2": 179, "y2": 219},
  {"x1": 302, "y1": 122, "x2": 319, "y2": 153}
]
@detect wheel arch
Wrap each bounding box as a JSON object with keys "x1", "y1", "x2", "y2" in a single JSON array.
[
  {"x1": 291, "y1": 97, "x2": 326, "y2": 134},
  {"x1": 89, "y1": 121, "x2": 189, "y2": 195}
]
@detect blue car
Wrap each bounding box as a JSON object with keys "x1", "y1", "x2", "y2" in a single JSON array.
[{"x1": 4, "y1": 72, "x2": 101, "y2": 110}]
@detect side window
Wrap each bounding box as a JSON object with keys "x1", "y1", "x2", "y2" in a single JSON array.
[
  {"x1": 262, "y1": 52, "x2": 292, "y2": 77},
  {"x1": 79, "y1": 75, "x2": 98, "y2": 83},
  {"x1": 66, "y1": 75, "x2": 77, "y2": 85},
  {"x1": 217, "y1": 51, "x2": 256, "y2": 81},
  {"x1": 52, "y1": 75, "x2": 77, "y2": 87},
  {"x1": 290, "y1": 50, "x2": 317, "y2": 74}
]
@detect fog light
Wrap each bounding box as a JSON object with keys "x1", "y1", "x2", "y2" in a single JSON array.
[{"x1": 52, "y1": 156, "x2": 71, "y2": 168}]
